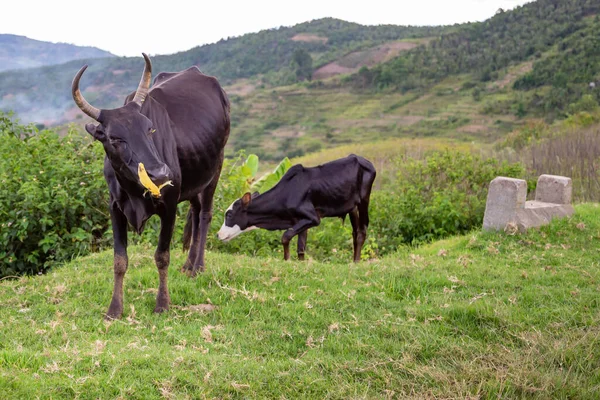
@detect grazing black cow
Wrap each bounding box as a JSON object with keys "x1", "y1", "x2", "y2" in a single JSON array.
[
  {"x1": 72, "y1": 54, "x2": 230, "y2": 319},
  {"x1": 217, "y1": 155, "x2": 376, "y2": 262}
]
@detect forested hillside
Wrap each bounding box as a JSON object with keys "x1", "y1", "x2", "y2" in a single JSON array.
[
  {"x1": 349, "y1": 0, "x2": 600, "y2": 119},
  {"x1": 0, "y1": 34, "x2": 113, "y2": 72},
  {"x1": 0, "y1": 19, "x2": 443, "y2": 125}
]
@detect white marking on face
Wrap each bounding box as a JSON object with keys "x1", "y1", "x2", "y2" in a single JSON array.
[
  {"x1": 217, "y1": 223, "x2": 242, "y2": 241},
  {"x1": 217, "y1": 224, "x2": 258, "y2": 242},
  {"x1": 217, "y1": 201, "x2": 257, "y2": 242}
]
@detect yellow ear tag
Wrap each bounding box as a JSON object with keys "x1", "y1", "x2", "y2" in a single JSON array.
[{"x1": 138, "y1": 163, "x2": 173, "y2": 198}]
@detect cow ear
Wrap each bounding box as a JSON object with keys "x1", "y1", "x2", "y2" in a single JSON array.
[
  {"x1": 85, "y1": 123, "x2": 106, "y2": 142},
  {"x1": 241, "y1": 192, "x2": 252, "y2": 209}
]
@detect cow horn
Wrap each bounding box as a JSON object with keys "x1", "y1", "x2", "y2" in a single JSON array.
[
  {"x1": 71, "y1": 65, "x2": 101, "y2": 121},
  {"x1": 132, "y1": 53, "x2": 152, "y2": 105}
]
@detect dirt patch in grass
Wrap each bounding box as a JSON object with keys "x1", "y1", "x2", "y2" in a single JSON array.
[
  {"x1": 314, "y1": 63, "x2": 355, "y2": 79},
  {"x1": 333, "y1": 115, "x2": 424, "y2": 129},
  {"x1": 488, "y1": 62, "x2": 533, "y2": 90},
  {"x1": 271, "y1": 127, "x2": 305, "y2": 138},
  {"x1": 458, "y1": 124, "x2": 489, "y2": 133},
  {"x1": 226, "y1": 80, "x2": 257, "y2": 97}
]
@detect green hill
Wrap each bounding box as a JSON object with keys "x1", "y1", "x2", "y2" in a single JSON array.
[
  {"x1": 347, "y1": 0, "x2": 600, "y2": 120},
  {"x1": 224, "y1": 0, "x2": 600, "y2": 160},
  {"x1": 0, "y1": 34, "x2": 113, "y2": 72}
]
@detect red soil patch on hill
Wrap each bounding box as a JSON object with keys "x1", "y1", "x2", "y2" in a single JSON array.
[
  {"x1": 313, "y1": 41, "x2": 420, "y2": 80},
  {"x1": 291, "y1": 34, "x2": 328, "y2": 43}
]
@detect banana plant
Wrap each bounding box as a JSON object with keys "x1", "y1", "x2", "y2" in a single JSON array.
[{"x1": 251, "y1": 157, "x2": 292, "y2": 193}]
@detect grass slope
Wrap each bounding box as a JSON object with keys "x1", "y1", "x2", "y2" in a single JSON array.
[
  {"x1": 1, "y1": 204, "x2": 600, "y2": 398},
  {"x1": 229, "y1": 71, "x2": 522, "y2": 161}
]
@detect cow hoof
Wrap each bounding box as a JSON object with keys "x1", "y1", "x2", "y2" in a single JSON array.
[
  {"x1": 153, "y1": 305, "x2": 169, "y2": 313},
  {"x1": 105, "y1": 301, "x2": 123, "y2": 320},
  {"x1": 184, "y1": 269, "x2": 198, "y2": 278},
  {"x1": 105, "y1": 310, "x2": 122, "y2": 320},
  {"x1": 180, "y1": 261, "x2": 193, "y2": 274}
]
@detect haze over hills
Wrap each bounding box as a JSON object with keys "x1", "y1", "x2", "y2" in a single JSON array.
[
  {"x1": 0, "y1": 34, "x2": 114, "y2": 72},
  {"x1": 0, "y1": 19, "x2": 445, "y2": 125}
]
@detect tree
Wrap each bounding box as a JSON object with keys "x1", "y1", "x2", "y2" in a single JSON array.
[{"x1": 292, "y1": 48, "x2": 313, "y2": 82}]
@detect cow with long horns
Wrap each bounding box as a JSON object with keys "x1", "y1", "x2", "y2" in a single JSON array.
[{"x1": 72, "y1": 54, "x2": 230, "y2": 319}]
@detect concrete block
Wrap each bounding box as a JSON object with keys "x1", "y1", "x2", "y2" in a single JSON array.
[
  {"x1": 535, "y1": 174, "x2": 572, "y2": 204},
  {"x1": 483, "y1": 174, "x2": 574, "y2": 233},
  {"x1": 514, "y1": 201, "x2": 574, "y2": 232},
  {"x1": 483, "y1": 177, "x2": 527, "y2": 231}
]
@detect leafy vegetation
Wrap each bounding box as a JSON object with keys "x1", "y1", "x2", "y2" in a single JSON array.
[
  {"x1": 513, "y1": 18, "x2": 600, "y2": 119},
  {"x1": 1, "y1": 204, "x2": 599, "y2": 398},
  {"x1": 350, "y1": 0, "x2": 600, "y2": 93},
  {"x1": 0, "y1": 113, "x2": 108, "y2": 277}
]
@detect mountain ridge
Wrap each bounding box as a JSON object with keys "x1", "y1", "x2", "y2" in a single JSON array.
[{"x1": 0, "y1": 34, "x2": 114, "y2": 72}]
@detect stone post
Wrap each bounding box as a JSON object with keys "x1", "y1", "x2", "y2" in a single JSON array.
[
  {"x1": 483, "y1": 177, "x2": 527, "y2": 231},
  {"x1": 535, "y1": 174, "x2": 572, "y2": 204}
]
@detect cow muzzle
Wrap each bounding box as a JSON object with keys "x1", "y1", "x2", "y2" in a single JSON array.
[
  {"x1": 217, "y1": 224, "x2": 242, "y2": 242},
  {"x1": 146, "y1": 164, "x2": 172, "y2": 187}
]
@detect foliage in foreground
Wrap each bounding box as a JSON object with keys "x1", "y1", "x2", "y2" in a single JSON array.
[
  {"x1": 0, "y1": 115, "x2": 107, "y2": 277},
  {"x1": 1, "y1": 204, "x2": 599, "y2": 398}
]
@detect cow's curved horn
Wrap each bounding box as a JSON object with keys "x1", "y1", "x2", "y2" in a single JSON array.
[
  {"x1": 132, "y1": 53, "x2": 152, "y2": 105},
  {"x1": 71, "y1": 65, "x2": 101, "y2": 121}
]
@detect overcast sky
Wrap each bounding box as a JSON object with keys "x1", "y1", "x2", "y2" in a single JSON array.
[{"x1": 4, "y1": 0, "x2": 533, "y2": 57}]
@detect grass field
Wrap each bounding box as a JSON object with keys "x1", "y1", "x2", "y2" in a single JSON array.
[{"x1": 1, "y1": 204, "x2": 599, "y2": 398}]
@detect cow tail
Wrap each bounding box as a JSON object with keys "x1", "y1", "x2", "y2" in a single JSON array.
[{"x1": 182, "y1": 207, "x2": 193, "y2": 252}]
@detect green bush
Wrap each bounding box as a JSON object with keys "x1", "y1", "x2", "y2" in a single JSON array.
[
  {"x1": 370, "y1": 151, "x2": 525, "y2": 246},
  {"x1": 0, "y1": 114, "x2": 109, "y2": 277}
]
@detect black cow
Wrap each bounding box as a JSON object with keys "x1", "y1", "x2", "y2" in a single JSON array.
[
  {"x1": 217, "y1": 155, "x2": 376, "y2": 262},
  {"x1": 72, "y1": 54, "x2": 230, "y2": 319}
]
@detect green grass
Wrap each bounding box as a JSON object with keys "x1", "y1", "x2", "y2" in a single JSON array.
[{"x1": 2, "y1": 204, "x2": 600, "y2": 398}]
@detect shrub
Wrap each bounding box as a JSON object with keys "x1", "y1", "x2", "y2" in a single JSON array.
[
  {"x1": 0, "y1": 114, "x2": 108, "y2": 277},
  {"x1": 501, "y1": 120, "x2": 549, "y2": 150},
  {"x1": 370, "y1": 151, "x2": 525, "y2": 246}
]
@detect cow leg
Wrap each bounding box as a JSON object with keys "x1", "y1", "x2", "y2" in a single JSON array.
[
  {"x1": 355, "y1": 203, "x2": 370, "y2": 263},
  {"x1": 106, "y1": 203, "x2": 128, "y2": 320},
  {"x1": 193, "y1": 165, "x2": 222, "y2": 275},
  {"x1": 154, "y1": 209, "x2": 177, "y2": 313},
  {"x1": 181, "y1": 196, "x2": 201, "y2": 275},
  {"x1": 349, "y1": 208, "x2": 360, "y2": 262},
  {"x1": 282, "y1": 218, "x2": 319, "y2": 261},
  {"x1": 297, "y1": 230, "x2": 308, "y2": 261}
]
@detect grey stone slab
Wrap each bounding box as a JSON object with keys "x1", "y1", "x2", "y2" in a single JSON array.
[
  {"x1": 535, "y1": 174, "x2": 572, "y2": 204},
  {"x1": 483, "y1": 177, "x2": 527, "y2": 231}
]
